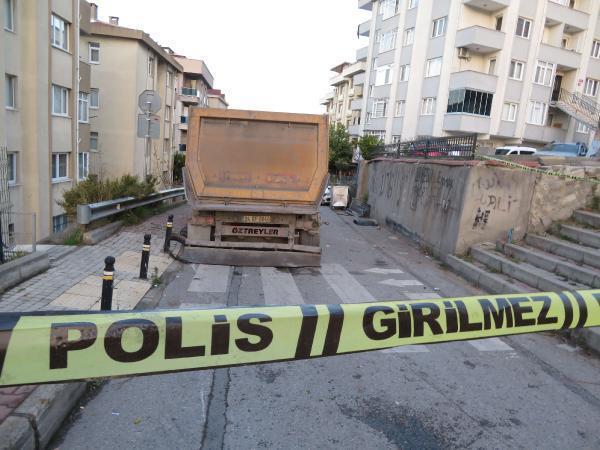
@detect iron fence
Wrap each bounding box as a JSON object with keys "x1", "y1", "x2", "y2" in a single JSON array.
[
  {"x1": 0, "y1": 146, "x2": 15, "y2": 263},
  {"x1": 372, "y1": 134, "x2": 477, "y2": 160}
]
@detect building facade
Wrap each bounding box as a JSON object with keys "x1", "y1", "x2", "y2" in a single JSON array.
[
  {"x1": 207, "y1": 89, "x2": 229, "y2": 109},
  {"x1": 321, "y1": 61, "x2": 366, "y2": 138},
  {"x1": 2, "y1": 0, "x2": 92, "y2": 240},
  {"x1": 353, "y1": 0, "x2": 600, "y2": 147}
]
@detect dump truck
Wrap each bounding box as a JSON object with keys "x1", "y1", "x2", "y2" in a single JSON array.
[{"x1": 179, "y1": 108, "x2": 329, "y2": 267}]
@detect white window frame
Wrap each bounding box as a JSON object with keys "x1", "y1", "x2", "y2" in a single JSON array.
[
  {"x1": 508, "y1": 60, "x2": 524, "y2": 81},
  {"x1": 375, "y1": 65, "x2": 393, "y2": 86},
  {"x1": 392, "y1": 135, "x2": 402, "y2": 144},
  {"x1": 378, "y1": 29, "x2": 397, "y2": 53},
  {"x1": 399, "y1": 64, "x2": 410, "y2": 82},
  {"x1": 371, "y1": 98, "x2": 388, "y2": 119},
  {"x1": 78, "y1": 152, "x2": 89, "y2": 179},
  {"x1": 425, "y1": 57, "x2": 442, "y2": 77},
  {"x1": 584, "y1": 78, "x2": 599, "y2": 97},
  {"x1": 526, "y1": 101, "x2": 548, "y2": 126},
  {"x1": 165, "y1": 105, "x2": 171, "y2": 122},
  {"x1": 4, "y1": 0, "x2": 15, "y2": 31},
  {"x1": 408, "y1": 0, "x2": 418, "y2": 9},
  {"x1": 533, "y1": 60, "x2": 555, "y2": 86},
  {"x1": 78, "y1": 91, "x2": 89, "y2": 123},
  {"x1": 592, "y1": 40, "x2": 600, "y2": 59},
  {"x1": 5, "y1": 74, "x2": 16, "y2": 109},
  {"x1": 421, "y1": 97, "x2": 436, "y2": 115},
  {"x1": 576, "y1": 121, "x2": 589, "y2": 134},
  {"x1": 432, "y1": 17, "x2": 447, "y2": 38},
  {"x1": 50, "y1": 14, "x2": 68, "y2": 51},
  {"x1": 90, "y1": 131, "x2": 98, "y2": 151},
  {"x1": 403, "y1": 27, "x2": 414, "y2": 46},
  {"x1": 52, "y1": 214, "x2": 68, "y2": 233},
  {"x1": 515, "y1": 17, "x2": 531, "y2": 39},
  {"x1": 51, "y1": 153, "x2": 69, "y2": 181},
  {"x1": 90, "y1": 88, "x2": 99, "y2": 109},
  {"x1": 89, "y1": 42, "x2": 100, "y2": 64},
  {"x1": 502, "y1": 102, "x2": 518, "y2": 122},
  {"x1": 395, "y1": 100, "x2": 405, "y2": 117},
  {"x1": 166, "y1": 70, "x2": 173, "y2": 88},
  {"x1": 52, "y1": 85, "x2": 69, "y2": 117},
  {"x1": 488, "y1": 58, "x2": 497, "y2": 76},
  {"x1": 380, "y1": 0, "x2": 399, "y2": 20},
  {"x1": 365, "y1": 130, "x2": 386, "y2": 141},
  {"x1": 7, "y1": 152, "x2": 16, "y2": 185},
  {"x1": 147, "y1": 55, "x2": 155, "y2": 76}
]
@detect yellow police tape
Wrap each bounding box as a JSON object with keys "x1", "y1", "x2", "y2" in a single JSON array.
[
  {"x1": 477, "y1": 155, "x2": 600, "y2": 185},
  {"x1": 0, "y1": 290, "x2": 598, "y2": 387}
]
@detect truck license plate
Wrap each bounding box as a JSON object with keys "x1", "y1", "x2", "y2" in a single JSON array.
[{"x1": 242, "y1": 215, "x2": 272, "y2": 224}]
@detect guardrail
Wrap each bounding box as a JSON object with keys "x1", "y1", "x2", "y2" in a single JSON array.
[{"x1": 76, "y1": 188, "x2": 185, "y2": 225}]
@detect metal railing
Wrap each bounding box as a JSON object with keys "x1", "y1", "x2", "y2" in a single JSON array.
[
  {"x1": 180, "y1": 87, "x2": 199, "y2": 97},
  {"x1": 372, "y1": 134, "x2": 477, "y2": 160},
  {"x1": 554, "y1": 88, "x2": 600, "y2": 127},
  {"x1": 76, "y1": 188, "x2": 185, "y2": 225}
]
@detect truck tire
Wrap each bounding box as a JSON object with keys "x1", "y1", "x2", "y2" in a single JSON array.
[{"x1": 299, "y1": 231, "x2": 320, "y2": 247}]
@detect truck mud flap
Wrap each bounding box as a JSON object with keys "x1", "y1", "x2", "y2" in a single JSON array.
[{"x1": 181, "y1": 247, "x2": 321, "y2": 268}]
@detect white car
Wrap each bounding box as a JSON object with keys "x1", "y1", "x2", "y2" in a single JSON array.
[
  {"x1": 495, "y1": 146, "x2": 537, "y2": 156},
  {"x1": 321, "y1": 185, "x2": 332, "y2": 205}
]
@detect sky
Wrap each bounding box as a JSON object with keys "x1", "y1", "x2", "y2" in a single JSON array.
[{"x1": 93, "y1": 0, "x2": 370, "y2": 114}]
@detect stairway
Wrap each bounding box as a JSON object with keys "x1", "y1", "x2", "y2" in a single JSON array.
[
  {"x1": 551, "y1": 88, "x2": 600, "y2": 130},
  {"x1": 446, "y1": 209, "x2": 600, "y2": 351}
]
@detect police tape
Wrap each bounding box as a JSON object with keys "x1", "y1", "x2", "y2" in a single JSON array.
[
  {"x1": 477, "y1": 155, "x2": 600, "y2": 185},
  {"x1": 0, "y1": 290, "x2": 598, "y2": 387}
]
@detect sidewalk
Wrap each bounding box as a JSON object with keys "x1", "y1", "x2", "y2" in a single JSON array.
[{"x1": 0, "y1": 205, "x2": 189, "y2": 449}]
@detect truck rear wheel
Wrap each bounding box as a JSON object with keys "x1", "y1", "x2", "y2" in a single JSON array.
[{"x1": 299, "y1": 231, "x2": 320, "y2": 247}]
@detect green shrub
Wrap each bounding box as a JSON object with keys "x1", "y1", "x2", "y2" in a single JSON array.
[
  {"x1": 63, "y1": 228, "x2": 83, "y2": 245},
  {"x1": 173, "y1": 153, "x2": 186, "y2": 184},
  {"x1": 358, "y1": 134, "x2": 382, "y2": 161},
  {"x1": 58, "y1": 175, "x2": 157, "y2": 217}
]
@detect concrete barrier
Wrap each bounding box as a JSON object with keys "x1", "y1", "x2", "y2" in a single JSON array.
[{"x1": 0, "y1": 252, "x2": 50, "y2": 294}]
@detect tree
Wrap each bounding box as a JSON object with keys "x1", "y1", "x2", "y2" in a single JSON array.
[
  {"x1": 328, "y1": 123, "x2": 353, "y2": 174},
  {"x1": 358, "y1": 134, "x2": 383, "y2": 160}
]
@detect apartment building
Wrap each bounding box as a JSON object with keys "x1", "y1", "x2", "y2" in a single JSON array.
[
  {"x1": 1, "y1": 0, "x2": 92, "y2": 241},
  {"x1": 320, "y1": 61, "x2": 366, "y2": 138},
  {"x1": 355, "y1": 0, "x2": 600, "y2": 147},
  {"x1": 88, "y1": 14, "x2": 182, "y2": 185},
  {"x1": 207, "y1": 89, "x2": 229, "y2": 109}
]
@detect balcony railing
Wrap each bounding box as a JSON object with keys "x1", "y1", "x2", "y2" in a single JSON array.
[{"x1": 180, "y1": 87, "x2": 199, "y2": 97}]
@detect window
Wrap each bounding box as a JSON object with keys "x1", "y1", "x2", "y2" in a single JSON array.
[
  {"x1": 408, "y1": 0, "x2": 418, "y2": 9},
  {"x1": 166, "y1": 71, "x2": 173, "y2": 88},
  {"x1": 51, "y1": 153, "x2": 69, "y2": 180},
  {"x1": 89, "y1": 42, "x2": 100, "y2": 64},
  {"x1": 148, "y1": 55, "x2": 155, "y2": 76},
  {"x1": 421, "y1": 97, "x2": 436, "y2": 115},
  {"x1": 7, "y1": 153, "x2": 16, "y2": 184},
  {"x1": 395, "y1": 100, "x2": 405, "y2": 116},
  {"x1": 4, "y1": 0, "x2": 14, "y2": 31},
  {"x1": 378, "y1": 29, "x2": 397, "y2": 53},
  {"x1": 533, "y1": 60, "x2": 554, "y2": 86},
  {"x1": 90, "y1": 132, "x2": 98, "y2": 151},
  {"x1": 403, "y1": 28, "x2": 414, "y2": 46},
  {"x1": 78, "y1": 152, "x2": 89, "y2": 179},
  {"x1": 502, "y1": 102, "x2": 518, "y2": 122},
  {"x1": 5, "y1": 74, "x2": 16, "y2": 108},
  {"x1": 592, "y1": 40, "x2": 600, "y2": 59},
  {"x1": 365, "y1": 130, "x2": 386, "y2": 141},
  {"x1": 375, "y1": 65, "x2": 393, "y2": 85},
  {"x1": 425, "y1": 57, "x2": 442, "y2": 77},
  {"x1": 576, "y1": 122, "x2": 589, "y2": 134},
  {"x1": 515, "y1": 17, "x2": 531, "y2": 39},
  {"x1": 584, "y1": 78, "x2": 599, "y2": 97},
  {"x1": 527, "y1": 101, "x2": 548, "y2": 125},
  {"x1": 165, "y1": 105, "x2": 171, "y2": 122},
  {"x1": 52, "y1": 85, "x2": 69, "y2": 116},
  {"x1": 446, "y1": 89, "x2": 493, "y2": 116},
  {"x1": 380, "y1": 0, "x2": 399, "y2": 19},
  {"x1": 90, "y1": 88, "x2": 99, "y2": 109},
  {"x1": 399, "y1": 64, "x2": 410, "y2": 82},
  {"x1": 371, "y1": 98, "x2": 388, "y2": 118},
  {"x1": 78, "y1": 92, "x2": 89, "y2": 123},
  {"x1": 488, "y1": 59, "x2": 496, "y2": 76},
  {"x1": 432, "y1": 17, "x2": 446, "y2": 38},
  {"x1": 52, "y1": 214, "x2": 68, "y2": 233},
  {"x1": 509, "y1": 60, "x2": 524, "y2": 80},
  {"x1": 392, "y1": 135, "x2": 402, "y2": 144},
  {"x1": 495, "y1": 15, "x2": 503, "y2": 31},
  {"x1": 51, "y1": 15, "x2": 68, "y2": 50}
]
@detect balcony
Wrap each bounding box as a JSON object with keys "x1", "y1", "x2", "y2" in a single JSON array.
[
  {"x1": 538, "y1": 43, "x2": 581, "y2": 71},
  {"x1": 462, "y1": 0, "x2": 510, "y2": 12},
  {"x1": 342, "y1": 61, "x2": 366, "y2": 78},
  {"x1": 320, "y1": 92, "x2": 335, "y2": 105},
  {"x1": 178, "y1": 87, "x2": 200, "y2": 104},
  {"x1": 546, "y1": 1, "x2": 589, "y2": 33},
  {"x1": 358, "y1": 20, "x2": 370, "y2": 37},
  {"x1": 523, "y1": 124, "x2": 567, "y2": 143},
  {"x1": 353, "y1": 73, "x2": 366, "y2": 86},
  {"x1": 449, "y1": 71, "x2": 498, "y2": 93},
  {"x1": 329, "y1": 74, "x2": 346, "y2": 86},
  {"x1": 351, "y1": 99, "x2": 363, "y2": 111},
  {"x1": 443, "y1": 114, "x2": 491, "y2": 134},
  {"x1": 358, "y1": 0, "x2": 372, "y2": 11},
  {"x1": 348, "y1": 124, "x2": 362, "y2": 136},
  {"x1": 455, "y1": 26, "x2": 505, "y2": 54},
  {"x1": 356, "y1": 46, "x2": 368, "y2": 61}
]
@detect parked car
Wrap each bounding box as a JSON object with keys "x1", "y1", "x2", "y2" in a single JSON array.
[
  {"x1": 495, "y1": 146, "x2": 537, "y2": 156},
  {"x1": 321, "y1": 185, "x2": 332, "y2": 205},
  {"x1": 536, "y1": 142, "x2": 590, "y2": 157}
]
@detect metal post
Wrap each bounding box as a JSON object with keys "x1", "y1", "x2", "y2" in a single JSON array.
[
  {"x1": 31, "y1": 213, "x2": 36, "y2": 253},
  {"x1": 101, "y1": 256, "x2": 115, "y2": 311},
  {"x1": 0, "y1": 213, "x2": 5, "y2": 264},
  {"x1": 163, "y1": 214, "x2": 173, "y2": 252},
  {"x1": 139, "y1": 234, "x2": 151, "y2": 279}
]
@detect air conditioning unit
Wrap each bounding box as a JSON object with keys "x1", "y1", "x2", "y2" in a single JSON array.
[{"x1": 458, "y1": 47, "x2": 470, "y2": 59}]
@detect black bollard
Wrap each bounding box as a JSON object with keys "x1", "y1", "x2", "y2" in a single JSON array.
[
  {"x1": 139, "y1": 234, "x2": 151, "y2": 279},
  {"x1": 163, "y1": 214, "x2": 174, "y2": 252},
  {"x1": 101, "y1": 256, "x2": 115, "y2": 311}
]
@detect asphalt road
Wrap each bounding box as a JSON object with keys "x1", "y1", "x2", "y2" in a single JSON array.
[{"x1": 52, "y1": 207, "x2": 600, "y2": 449}]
